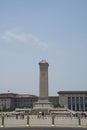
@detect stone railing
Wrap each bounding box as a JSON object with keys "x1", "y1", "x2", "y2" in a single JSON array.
[{"x1": 0, "y1": 114, "x2": 87, "y2": 127}]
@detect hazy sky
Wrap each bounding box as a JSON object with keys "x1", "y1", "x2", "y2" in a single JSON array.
[{"x1": 0, "y1": 0, "x2": 87, "y2": 96}]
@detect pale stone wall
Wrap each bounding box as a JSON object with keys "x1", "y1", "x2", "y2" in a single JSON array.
[
  {"x1": 0, "y1": 98, "x2": 11, "y2": 109},
  {"x1": 59, "y1": 92, "x2": 87, "y2": 111},
  {"x1": 59, "y1": 94, "x2": 68, "y2": 107}
]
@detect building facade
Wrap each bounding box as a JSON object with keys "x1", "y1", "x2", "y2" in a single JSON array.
[
  {"x1": 0, "y1": 93, "x2": 38, "y2": 110},
  {"x1": 0, "y1": 93, "x2": 59, "y2": 110},
  {"x1": 58, "y1": 91, "x2": 87, "y2": 111},
  {"x1": 1, "y1": 91, "x2": 87, "y2": 111}
]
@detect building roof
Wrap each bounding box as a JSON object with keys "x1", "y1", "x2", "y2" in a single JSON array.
[
  {"x1": 16, "y1": 94, "x2": 38, "y2": 98},
  {"x1": 58, "y1": 91, "x2": 87, "y2": 94},
  {"x1": 0, "y1": 93, "x2": 59, "y2": 99},
  {"x1": 0, "y1": 93, "x2": 38, "y2": 98},
  {"x1": 0, "y1": 93, "x2": 17, "y2": 98}
]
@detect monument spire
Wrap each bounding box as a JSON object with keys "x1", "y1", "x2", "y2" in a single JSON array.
[{"x1": 39, "y1": 60, "x2": 49, "y2": 99}]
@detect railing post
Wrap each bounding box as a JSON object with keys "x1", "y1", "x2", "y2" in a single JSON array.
[
  {"x1": 27, "y1": 115, "x2": 30, "y2": 126},
  {"x1": 16, "y1": 114, "x2": 18, "y2": 119},
  {"x1": 52, "y1": 114, "x2": 55, "y2": 126},
  {"x1": 1, "y1": 115, "x2": 5, "y2": 127},
  {"x1": 78, "y1": 115, "x2": 81, "y2": 125}
]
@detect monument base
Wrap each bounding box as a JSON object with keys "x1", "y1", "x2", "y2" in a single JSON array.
[
  {"x1": 34, "y1": 99, "x2": 53, "y2": 108},
  {"x1": 31, "y1": 99, "x2": 53, "y2": 114},
  {"x1": 31, "y1": 100, "x2": 74, "y2": 116}
]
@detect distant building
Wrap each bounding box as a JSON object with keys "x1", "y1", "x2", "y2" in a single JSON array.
[
  {"x1": 48, "y1": 96, "x2": 59, "y2": 108},
  {"x1": 0, "y1": 93, "x2": 59, "y2": 110},
  {"x1": 0, "y1": 93, "x2": 38, "y2": 110},
  {"x1": 58, "y1": 91, "x2": 87, "y2": 111},
  {"x1": 1, "y1": 91, "x2": 87, "y2": 112}
]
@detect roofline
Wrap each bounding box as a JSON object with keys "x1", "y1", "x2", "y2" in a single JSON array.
[
  {"x1": 58, "y1": 91, "x2": 87, "y2": 94},
  {"x1": 0, "y1": 93, "x2": 38, "y2": 98}
]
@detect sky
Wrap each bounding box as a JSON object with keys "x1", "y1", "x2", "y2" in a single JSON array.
[{"x1": 0, "y1": 0, "x2": 87, "y2": 96}]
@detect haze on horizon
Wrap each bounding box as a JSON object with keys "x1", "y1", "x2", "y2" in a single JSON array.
[{"x1": 0, "y1": 0, "x2": 87, "y2": 96}]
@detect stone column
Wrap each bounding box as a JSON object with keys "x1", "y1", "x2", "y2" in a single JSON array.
[
  {"x1": 79, "y1": 96, "x2": 81, "y2": 111},
  {"x1": 83, "y1": 96, "x2": 85, "y2": 111},
  {"x1": 71, "y1": 96, "x2": 72, "y2": 110},
  {"x1": 39, "y1": 60, "x2": 49, "y2": 99},
  {"x1": 75, "y1": 96, "x2": 77, "y2": 111}
]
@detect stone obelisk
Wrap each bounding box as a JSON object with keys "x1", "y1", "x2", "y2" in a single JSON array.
[
  {"x1": 34, "y1": 60, "x2": 53, "y2": 111},
  {"x1": 39, "y1": 60, "x2": 49, "y2": 99},
  {"x1": 33, "y1": 60, "x2": 69, "y2": 115}
]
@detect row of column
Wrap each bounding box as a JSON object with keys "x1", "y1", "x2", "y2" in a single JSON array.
[{"x1": 68, "y1": 96, "x2": 87, "y2": 111}]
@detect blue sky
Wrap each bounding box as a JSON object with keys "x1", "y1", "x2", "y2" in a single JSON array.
[{"x1": 0, "y1": 0, "x2": 87, "y2": 96}]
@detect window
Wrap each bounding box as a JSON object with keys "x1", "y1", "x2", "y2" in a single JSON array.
[
  {"x1": 72, "y1": 97, "x2": 75, "y2": 110},
  {"x1": 80, "y1": 97, "x2": 83, "y2": 111},
  {"x1": 68, "y1": 97, "x2": 71, "y2": 109},
  {"x1": 85, "y1": 97, "x2": 87, "y2": 111},
  {"x1": 76, "y1": 97, "x2": 79, "y2": 111}
]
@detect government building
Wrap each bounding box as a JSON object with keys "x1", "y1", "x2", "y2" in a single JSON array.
[
  {"x1": 0, "y1": 91, "x2": 87, "y2": 112},
  {"x1": 58, "y1": 91, "x2": 87, "y2": 111},
  {"x1": 0, "y1": 93, "x2": 59, "y2": 111}
]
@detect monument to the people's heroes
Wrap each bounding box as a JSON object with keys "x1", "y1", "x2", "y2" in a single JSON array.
[
  {"x1": 32, "y1": 60, "x2": 71, "y2": 115},
  {"x1": 39, "y1": 60, "x2": 49, "y2": 99},
  {"x1": 33, "y1": 60, "x2": 53, "y2": 112}
]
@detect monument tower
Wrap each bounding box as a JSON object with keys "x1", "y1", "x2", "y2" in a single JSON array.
[
  {"x1": 39, "y1": 60, "x2": 49, "y2": 99},
  {"x1": 32, "y1": 60, "x2": 70, "y2": 115},
  {"x1": 34, "y1": 60, "x2": 53, "y2": 111}
]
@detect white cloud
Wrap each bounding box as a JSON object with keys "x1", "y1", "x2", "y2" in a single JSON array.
[{"x1": 0, "y1": 31, "x2": 48, "y2": 49}]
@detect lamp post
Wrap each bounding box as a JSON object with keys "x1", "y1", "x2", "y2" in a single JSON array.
[{"x1": 0, "y1": 103, "x2": 5, "y2": 127}]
